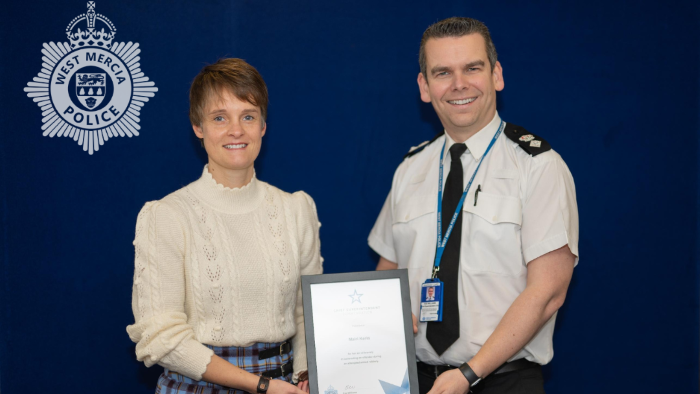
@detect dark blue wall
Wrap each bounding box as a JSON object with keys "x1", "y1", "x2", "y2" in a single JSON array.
[{"x1": 1, "y1": 1, "x2": 698, "y2": 393}]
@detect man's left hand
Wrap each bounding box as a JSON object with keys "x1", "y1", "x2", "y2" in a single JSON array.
[{"x1": 426, "y1": 369, "x2": 470, "y2": 394}]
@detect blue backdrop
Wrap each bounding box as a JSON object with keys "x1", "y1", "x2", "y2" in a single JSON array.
[{"x1": 1, "y1": 1, "x2": 698, "y2": 393}]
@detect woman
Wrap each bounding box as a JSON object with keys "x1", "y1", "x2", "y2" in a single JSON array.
[{"x1": 127, "y1": 58, "x2": 322, "y2": 394}]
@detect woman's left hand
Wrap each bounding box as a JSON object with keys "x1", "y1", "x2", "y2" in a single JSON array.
[{"x1": 298, "y1": 380, "x2": 309, "y2": 393}]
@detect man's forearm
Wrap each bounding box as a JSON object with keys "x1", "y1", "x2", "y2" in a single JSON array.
[
  {"x1": 468, "y1": 246, "x2": 575, "y2": 378},
  {"x1": 467, "y1": 286, "x2": 562, "y2": 377}
]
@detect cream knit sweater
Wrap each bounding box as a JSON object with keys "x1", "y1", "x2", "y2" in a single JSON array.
[{"x1": 127, "y1": 166, "x2": 323, "y2": 382}]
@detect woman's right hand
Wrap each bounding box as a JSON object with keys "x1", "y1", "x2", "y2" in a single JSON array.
[{"x1": 268, "y1": 379, "x2": 307, "y2": 394}]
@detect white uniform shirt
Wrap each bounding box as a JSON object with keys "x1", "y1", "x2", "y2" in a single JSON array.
[{"x1": 368, "y1": 113, "x2": 579, "y2": 366}]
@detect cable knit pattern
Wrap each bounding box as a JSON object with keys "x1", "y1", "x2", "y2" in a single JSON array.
[{"x1": 127, "y1": 166, "x2": 323, "y2": 382}]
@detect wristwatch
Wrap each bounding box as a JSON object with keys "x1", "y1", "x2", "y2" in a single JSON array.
[
  {"x1": 458, "y1": 363, "x2": 482, "y2": 387},
  {"x1": 257, "y1": 376, "x2": 271, "y2": 393}
]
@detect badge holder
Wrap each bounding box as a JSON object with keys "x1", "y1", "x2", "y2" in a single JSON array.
[{"x1": 419, "y1": 273, "x2": 444, "y2": 322}]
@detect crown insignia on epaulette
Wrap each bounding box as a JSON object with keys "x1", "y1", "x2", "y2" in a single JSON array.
[
  {"x1": 66, "y1": 2, "x2": 117, "y2": 49},
  {"x1": 504, "y1": 123, "x2": 551, "y2": 156}
]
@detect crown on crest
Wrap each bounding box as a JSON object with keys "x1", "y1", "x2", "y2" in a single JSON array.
[{"x1": 66, "y1": 2, "x2": 117, "y2": 49}]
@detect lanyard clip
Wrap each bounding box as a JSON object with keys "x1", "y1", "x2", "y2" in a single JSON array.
[{"x1": 431, "y1": 266, "x2": 439, "y2": 279}]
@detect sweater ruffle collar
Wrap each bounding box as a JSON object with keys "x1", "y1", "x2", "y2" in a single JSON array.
[{"x1": 188, "y1": 165, "x2": 265, "y2": 214}]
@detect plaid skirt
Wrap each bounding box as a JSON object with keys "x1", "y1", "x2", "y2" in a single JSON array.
[{"x1": 156, "y1": 341, "x2": 294, "y2": 394}]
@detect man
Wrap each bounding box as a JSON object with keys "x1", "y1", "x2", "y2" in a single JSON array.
[
  {"x1": 426, "y1": 285, "x2": 436, "y2": 301},
  {"x1": 368, "y1": 17, "x2": 578, "y2": 394}
]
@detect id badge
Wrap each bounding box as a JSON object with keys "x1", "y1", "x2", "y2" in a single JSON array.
[{"x1": 419, "y1": 279, "x2": 443, "y2": 322}]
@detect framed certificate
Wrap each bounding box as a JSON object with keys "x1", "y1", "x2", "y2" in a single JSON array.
[{"x1": 302, "y1": 270, "x2": 418, "y2": 394}]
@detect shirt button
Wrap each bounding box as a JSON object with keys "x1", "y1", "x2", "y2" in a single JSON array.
[
  {"x1": 214, "y1": 325, "x2": 222, "y2": 331},
  {"x1": 283, "y1": 277, "x2": 289, "y2": 282},
  {"x1": 280, "y1": 318, "x2": 285, "y2": 323},
  {"x1": 492, "y1": 216, "x2": 498, "y2": 221},
  {"x1": 405, "y1": 214, "x2": 409, "y2": 220}
]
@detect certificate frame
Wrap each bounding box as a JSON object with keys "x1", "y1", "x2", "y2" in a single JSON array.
[{"x1": 302, "y1": 269, "x2": 418, "y2": 394}]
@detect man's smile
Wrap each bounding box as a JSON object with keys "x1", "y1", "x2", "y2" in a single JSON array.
[{"x1": 447, "y1": 97, "x2": 477, "y2": 105}]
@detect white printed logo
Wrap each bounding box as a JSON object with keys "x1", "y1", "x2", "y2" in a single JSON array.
[{"x1": 24, "y1": 2, "x2": 158, "y2": 155}]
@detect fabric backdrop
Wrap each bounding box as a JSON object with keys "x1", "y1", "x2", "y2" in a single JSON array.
[{"x1": 0, "y1": 1, "x2": 698, "y2": 393}]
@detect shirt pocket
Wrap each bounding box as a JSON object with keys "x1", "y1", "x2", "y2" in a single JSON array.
[
  {"x1": 394, "y1": 194, "x2": 435, "y2": 224},
  {"x1": 463, "y1": 191, "x2": 521, "y2": 225},
  {"x1": 462, "y1": 191, "x2": 524, "y2": 275},
  {"x1": 392, "y1": 194, "x2": 436, "y2": 266}
]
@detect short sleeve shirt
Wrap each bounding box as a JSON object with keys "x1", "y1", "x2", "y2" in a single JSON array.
[{"x1": 368, "y1": 113, "x2": 579, "y2": 366}]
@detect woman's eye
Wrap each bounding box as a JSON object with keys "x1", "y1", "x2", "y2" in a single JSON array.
[{"x1": 214, "y1": 116, "x2": 224, "y2": 122}]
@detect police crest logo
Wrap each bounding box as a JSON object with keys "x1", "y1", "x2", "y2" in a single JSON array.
[
  {"x1": 24, "y1": 1, "x2": 158, "y2": 155},
  {"x1": 324, "y1": 386, "x2": 338, "y2": 394}
]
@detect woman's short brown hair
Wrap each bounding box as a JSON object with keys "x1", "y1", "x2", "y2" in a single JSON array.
[{"x1": 189, "y1": 58, "x2": 269, "y2": 126}]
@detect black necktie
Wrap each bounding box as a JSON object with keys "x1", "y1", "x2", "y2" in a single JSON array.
[{"x1": 426, "y1": 142, "x2": 467, "y2": 355}]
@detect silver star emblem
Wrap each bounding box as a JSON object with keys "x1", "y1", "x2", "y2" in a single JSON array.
[{"x1": 349, "y1": 289, "x2": 363, "y2": 304}]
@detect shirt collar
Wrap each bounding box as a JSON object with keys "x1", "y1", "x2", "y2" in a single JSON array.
[{"x1": 443, "y1": 112, "x2": 502, "y2": 164}]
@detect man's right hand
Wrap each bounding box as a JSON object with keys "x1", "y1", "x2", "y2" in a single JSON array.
[
  {"x1": 269, "y1": 379, "x2": 307, "y2": 394},
  {"x1": 412, "y1": 313, "x2": 418, "y2": 334}
]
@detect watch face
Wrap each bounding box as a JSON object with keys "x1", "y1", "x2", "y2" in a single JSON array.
[{"x1": 258, "y1": 377, "x2": 270, "y2": 393}]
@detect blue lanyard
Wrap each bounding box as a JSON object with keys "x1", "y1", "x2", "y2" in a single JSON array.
[{"x1": 433, "y1": 121, "x2": 504, "y2": 278}]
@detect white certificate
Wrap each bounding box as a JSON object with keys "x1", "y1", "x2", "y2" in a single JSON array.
[{"x1": 302, "y1": 270, "x2": 417, "y2": 394}]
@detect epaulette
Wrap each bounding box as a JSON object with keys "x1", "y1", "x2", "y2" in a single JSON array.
[
  {"x1": 504, "y1": 123, "x2": 551, "y2": 156},
  {"x1": 403, "y1": 131, "x2": 444, "y2": 159}
]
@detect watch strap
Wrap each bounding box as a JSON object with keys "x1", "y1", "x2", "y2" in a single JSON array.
[
  {"x1": 257, "y1": 376, "x2": 271, "y2": 393},
  {"x1": 458, "y1": 363, "x2": 481, "y2": 387}
]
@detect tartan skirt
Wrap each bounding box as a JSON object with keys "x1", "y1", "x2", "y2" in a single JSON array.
[{"x1": 156, "y1": 341, "x2": 294, "y2": 394}]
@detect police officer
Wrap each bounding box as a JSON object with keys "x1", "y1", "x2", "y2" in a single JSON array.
[{"x1": 368, "y1": 17, "x2": 578, "y2": 394}]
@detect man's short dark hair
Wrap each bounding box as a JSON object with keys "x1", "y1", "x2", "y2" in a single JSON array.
[{"x1": 419, "y1": 17, "x2": 498, "y2": 76}]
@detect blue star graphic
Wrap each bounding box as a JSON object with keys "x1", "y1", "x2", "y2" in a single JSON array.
[
  {"x1": 379, "y1": 369, "x2": 409, "y2": 394},
  {"x1": 349, "y1": 289, "x2": 363, "y2": 304}
]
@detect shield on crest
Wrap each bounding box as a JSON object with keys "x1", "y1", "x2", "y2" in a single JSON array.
[{"x1": 75, "y1": 73, "x2": 107, "y2": 109}]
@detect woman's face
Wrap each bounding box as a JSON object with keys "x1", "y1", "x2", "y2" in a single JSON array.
[{"x1": 193, "y1": 89, "x2": 266, "y2": 179}]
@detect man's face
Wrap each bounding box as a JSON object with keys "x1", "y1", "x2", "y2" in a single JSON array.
[
  {"x1": 417, "y1": 34, "x2": 504, "y2": 139},
  {"x1": 427, "y1": 287, "x2": 435, "y2": 298}
]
